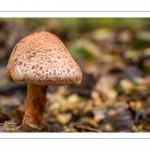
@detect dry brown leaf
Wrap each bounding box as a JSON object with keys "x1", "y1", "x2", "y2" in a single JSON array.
[
  {"x1": 57, "y1": 113, "x2": 72, "y2": 125},
  {"x1": 80, "y1": 116, "x2": 98, "y2": 128}
]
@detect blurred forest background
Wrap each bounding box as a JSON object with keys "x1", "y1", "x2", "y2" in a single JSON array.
[{"x1": 1, "y1": 18, "x2": 150, "y2": 132}]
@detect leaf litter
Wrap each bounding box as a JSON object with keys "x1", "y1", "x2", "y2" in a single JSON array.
[{"x1": 1, "y1": 19, "x2": 150, "y2": 132}]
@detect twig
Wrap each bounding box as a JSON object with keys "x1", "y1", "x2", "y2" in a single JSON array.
[{"x1": 73, "y1": 124, "x2": 101, "y2": 132}]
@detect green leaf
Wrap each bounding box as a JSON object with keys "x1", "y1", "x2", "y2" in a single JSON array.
[{"x1": 70, "y1": 46, "x2": 94, "y2": 61}]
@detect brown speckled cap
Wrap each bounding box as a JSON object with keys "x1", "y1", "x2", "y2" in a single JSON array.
[{"x1": 6, "y1": 31, "x2": 82, "y2": 85}]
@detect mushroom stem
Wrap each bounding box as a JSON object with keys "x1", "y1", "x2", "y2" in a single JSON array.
[{"x1": 23, "y1": 84, "x2": 48, "y2": 129}]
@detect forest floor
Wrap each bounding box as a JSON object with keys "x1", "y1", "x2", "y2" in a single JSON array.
[{"x1": 1, "y1": 19, "x2": 150, "y2": 132}]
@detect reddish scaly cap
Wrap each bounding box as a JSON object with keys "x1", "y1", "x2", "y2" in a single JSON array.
[{"x1": 6, "y1": 31, "x2": 82, "y2": 85}]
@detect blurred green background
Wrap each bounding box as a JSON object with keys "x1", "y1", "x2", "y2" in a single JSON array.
[{"x1": 1, "y1": 18, "x2": 150, "y2": 61}]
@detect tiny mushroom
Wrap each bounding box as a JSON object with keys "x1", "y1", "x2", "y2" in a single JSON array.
[{"x1": 6, "y1": 31, "x2": 82, "y2": 129}]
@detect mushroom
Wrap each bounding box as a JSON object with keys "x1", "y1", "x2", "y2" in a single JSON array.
[{"x1": 6, "y1": 31, "x2": 82, "y2": 129}]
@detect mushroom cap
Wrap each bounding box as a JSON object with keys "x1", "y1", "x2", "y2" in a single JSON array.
[{"x1": 6, "y1": 31, "x2": 82, "y2": 85}]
